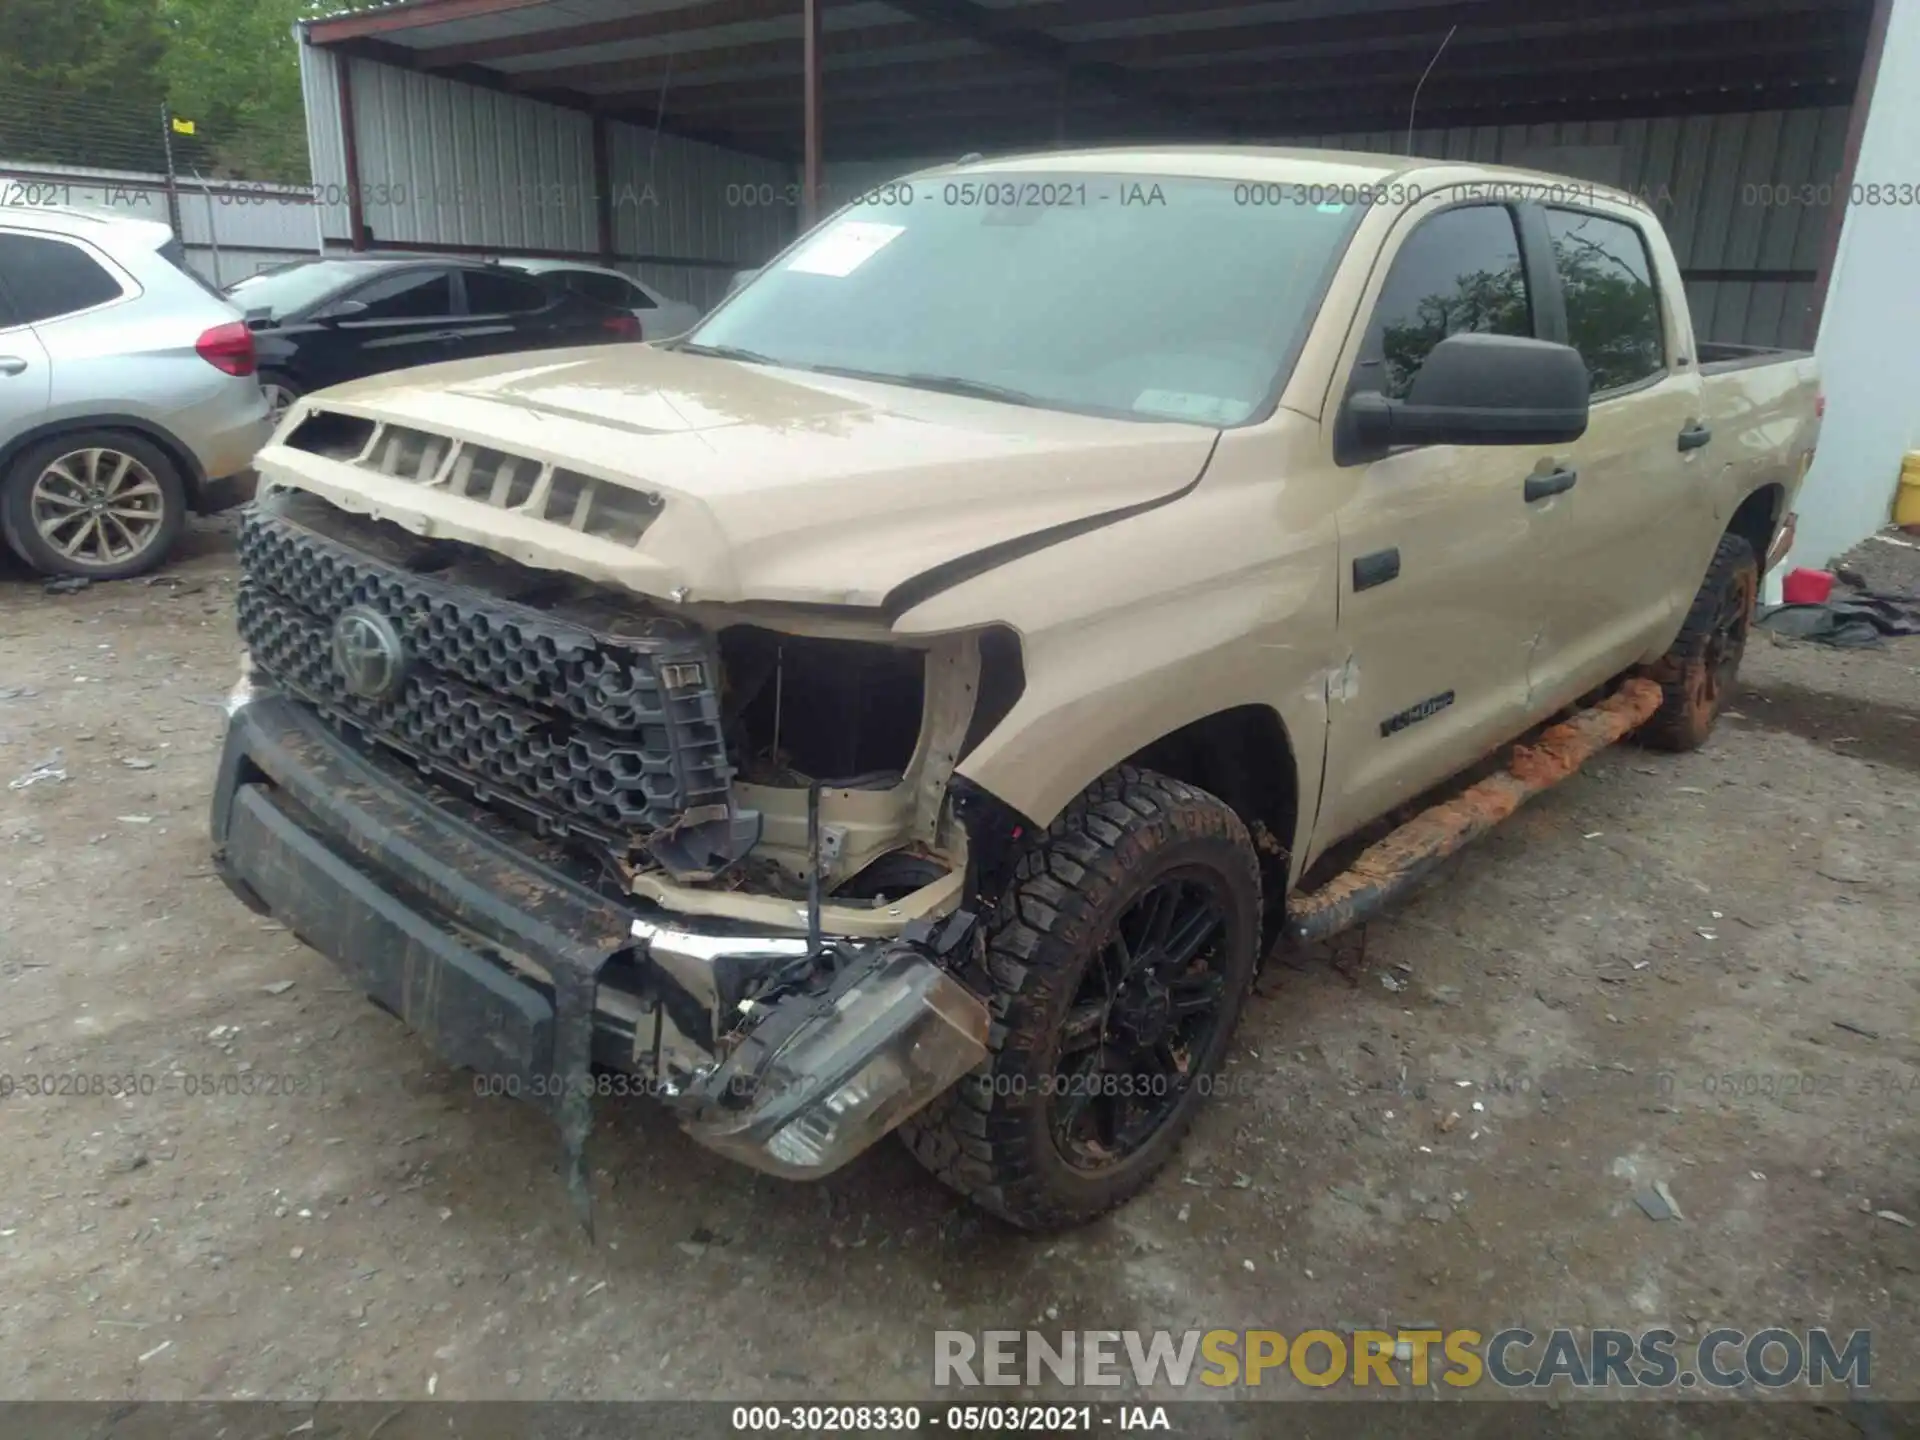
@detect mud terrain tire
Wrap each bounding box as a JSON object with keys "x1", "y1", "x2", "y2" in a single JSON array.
[
  {"x1": 1638, "y1": 532, "x2": 1759, "y2": 752},
  {"x1": 900, "y1": 767, "x2": 1261, "y2": 1230}
]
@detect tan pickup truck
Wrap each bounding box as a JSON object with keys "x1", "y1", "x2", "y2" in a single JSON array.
[{"x1": 211, "y1": 148, "x2": 1821, "y2": 1230}]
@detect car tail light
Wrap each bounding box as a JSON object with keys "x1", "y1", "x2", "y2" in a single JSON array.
[
  {"x1": 196, "y1": 320, "x2": 256, "y2": 376},
  {"x1": 602, "y1": 312, "x2": 643, "y2": 340}
]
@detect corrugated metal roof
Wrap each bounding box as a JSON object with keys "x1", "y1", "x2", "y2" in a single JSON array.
[{"x1": 303, "y1": 0, "x2": 1874, "y2": 164}]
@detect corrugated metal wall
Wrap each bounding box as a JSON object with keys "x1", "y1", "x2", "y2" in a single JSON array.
[
  {"x1": 606, "y1": 119, "x2": 796, "y2": 312},
  {"x1": 296, "y1": 25, "x2": 1845, "y2": 350},
  {"x1": 824, "y1": 107, "x2": 1850, "y2": 348},
  {"x1": 298, "y1": 39, "x2": 352, "y2": 248},
  {"x1": 298, "y1": 39, "x2": 793, "y2": 314}
]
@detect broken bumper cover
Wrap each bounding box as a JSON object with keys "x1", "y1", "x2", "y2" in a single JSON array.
[{"x1": 208, "y1": 695, "x2": 986, "y2": 1202}]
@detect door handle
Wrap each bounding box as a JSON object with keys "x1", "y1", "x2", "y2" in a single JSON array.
[
  {"x1": 0, "y1": 357, "x2": 28, "y2": 377},
  {"x1": 1524, "y1": 468, "x2": 1578, "y2": 502},
  {"x1": 1353, "y1": 547, "x2": 1401, "y2": 592},
  {"x1": 1678, "y1": 422, "x2": 1713, "y2": 452}
]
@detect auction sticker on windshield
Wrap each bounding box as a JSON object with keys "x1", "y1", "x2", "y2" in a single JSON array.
[{"x1": 787, "y1": 221, "x2": 906, "y2": 277}]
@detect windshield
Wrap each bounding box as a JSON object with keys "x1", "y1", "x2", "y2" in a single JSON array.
[
  {"x1": 225, "y1": 259, "x2": 387, "y2": 319},
  {"x1": 686, "y1": 172, "x2": 1360, "y2": 424}
]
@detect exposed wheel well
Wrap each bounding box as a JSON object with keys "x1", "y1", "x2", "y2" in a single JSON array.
[
  {"x1": 1128, "y1": 705, "x2": 1299, "y2": 940},
  {"x1": 1727, "y1": 484, "x2": 1786, "y2": 567}
]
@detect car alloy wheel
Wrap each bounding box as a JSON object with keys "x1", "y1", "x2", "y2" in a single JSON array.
[
  {"x1": 1049, "y1": 867, "x2": 1235, "y2": 1172},
  {"x1": 261, "y1": 381, "x2": 297, "y2": 425},
  {"x1": 29, "y1": 446, "x2": 168, "y2": 570}
]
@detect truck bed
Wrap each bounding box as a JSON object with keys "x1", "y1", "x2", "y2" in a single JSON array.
[{"x1": 1697, "y1": 340, "x2": 1815, "y2": 375}]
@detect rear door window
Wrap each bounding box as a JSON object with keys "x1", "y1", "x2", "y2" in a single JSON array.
[
  {"x1": 0, "y1": 232, "x2": 126, "y2": 324},
  {"x1": 1355, "y1": 205, "x2": 1533, "y2": 401},
  {"x1": 347, "y1": 268, "x2": 455, "y2": 320},
  {"x1": 1544, "y1": 208, "x2": 1665, "y2": 394},
  {"x1": 462, "y1": 269, "x2": 549, "y2": 315},
  {"x1": 560, "y1": 270, "x2": 654, "y2": 309}
]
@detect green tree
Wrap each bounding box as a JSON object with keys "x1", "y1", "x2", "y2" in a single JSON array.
[
  {"x1": 0, "y1": 0, "x2": 171, "y2": 169},
  {"x1": 158, "y1": 0, "x2": 320, "y2": 182}
]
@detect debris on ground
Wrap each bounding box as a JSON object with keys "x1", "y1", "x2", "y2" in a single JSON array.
[
  {"x1": 1654, "y1": 1180, "x2": 1684, "y2": 1220},
  {"x1": 42, "y1": 576, "x2": 91, "y2": 596},
  {"x1": 1634, "y1": 1180, "x2": 1686, "y2": 1223},
  {"x1": 1876, "y1": 1210, "x2": 1915, "y2": 1228},
  {"x1": 8, "y1": 752, "x2": 67, "y2": 791}
]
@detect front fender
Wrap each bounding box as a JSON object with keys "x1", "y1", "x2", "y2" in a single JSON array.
[{"x1": 891, "y1": 457, "x2": 1341, "y2": 870}]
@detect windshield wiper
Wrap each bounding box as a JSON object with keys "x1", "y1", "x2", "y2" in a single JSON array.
[
  {"x1": 669, "y1": 341, "x2": 786, "y2": 366},
  {"x1": 813, "y1": 367, "x2": 1051, "y2": 410}
]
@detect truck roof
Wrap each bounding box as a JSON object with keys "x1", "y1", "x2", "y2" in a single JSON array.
[{"x1": 917, "y1": 145, "x2": 1642, "y2": 207}]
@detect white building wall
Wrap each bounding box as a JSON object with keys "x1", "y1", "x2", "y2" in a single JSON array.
[{"x1": 1797, "y1": 0, "x2": 1920, "y2": 568}]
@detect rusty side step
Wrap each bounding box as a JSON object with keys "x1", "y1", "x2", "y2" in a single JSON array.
[{"x1": 1287, "y1": 677, "x2": 1664, "y2": 945}]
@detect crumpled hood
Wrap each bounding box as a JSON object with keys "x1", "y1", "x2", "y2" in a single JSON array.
[{"x1": 259, "y1": 345, "x2": 1221, "y2": 609}]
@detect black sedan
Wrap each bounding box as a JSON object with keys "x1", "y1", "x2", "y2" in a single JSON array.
[{"x1": 225, "y1": 256, "x2": 642, "y2": 424}]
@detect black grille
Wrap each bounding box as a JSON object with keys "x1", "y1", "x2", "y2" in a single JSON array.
[{"x1": 235, "y1": 506, "x2": 732, "y2": 847}]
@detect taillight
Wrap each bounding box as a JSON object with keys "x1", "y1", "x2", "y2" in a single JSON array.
[
  {"x1": 602, "y1": 312, "x2": 642, "y2": 340},
  {"x1": 196, "y1": 320, "x2": 256, "y2": 376}
]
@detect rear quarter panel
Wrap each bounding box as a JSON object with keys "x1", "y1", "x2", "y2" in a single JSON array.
[
  {"x1": 35, "y1": 266, "x2": 268, "y2": 479},
  {"x1": 1699, "y1": 355, "x2": 1821, "y2": 531}
]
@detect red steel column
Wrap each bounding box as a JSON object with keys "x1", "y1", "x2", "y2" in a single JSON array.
[
  {"x1": 336, "y1": 57, "x2": 367, "y2": 251},
  {"x1": 803, "y1": 0, "x2": 824, "y2": 226}
]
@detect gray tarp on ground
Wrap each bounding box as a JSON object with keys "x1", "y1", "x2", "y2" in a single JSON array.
[{"x1": 1757, "y1": 590, "x2": 1920, "y2": 647}]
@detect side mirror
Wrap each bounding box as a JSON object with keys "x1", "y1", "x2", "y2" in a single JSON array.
[
  {"x1": 724, "y1": 268, "x2": 759, "y2": 298},
  {"x1": 1348, "y1": 333, "x2": 1590, "y2": 452},
  {"x1": 316, "y1": 298, "x2": 369, "y2": 322}
]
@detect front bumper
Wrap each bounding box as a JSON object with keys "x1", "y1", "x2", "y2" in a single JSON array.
[{"x1": 209, "y1": 696, "x2": 986, "y2": 1209}]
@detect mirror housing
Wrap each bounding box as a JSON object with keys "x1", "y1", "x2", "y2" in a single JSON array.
[
  {"x1": 1347, "y1": 333, "x2": 1590, "y2": 453},
  {"x1": 315, "y1": 298, "x2": 369, "y2": 323}
]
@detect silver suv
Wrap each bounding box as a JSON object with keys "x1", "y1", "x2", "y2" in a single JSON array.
[{"x1": 0, "y1": 205, "x2": 271, "y2": 579}]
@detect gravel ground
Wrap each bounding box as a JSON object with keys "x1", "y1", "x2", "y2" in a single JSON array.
[{"x1": 1, "y1": 520, "x2": 1916, "y2": 1412}]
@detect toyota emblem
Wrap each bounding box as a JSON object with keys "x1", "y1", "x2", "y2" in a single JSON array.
[{"x1": 332, "y1": 606, "x2": 409, "y2": 701}]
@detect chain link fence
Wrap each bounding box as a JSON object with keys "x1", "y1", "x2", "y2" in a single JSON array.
[{"x1": 0, "y1": 82, "x2": 320, "y2": 287}]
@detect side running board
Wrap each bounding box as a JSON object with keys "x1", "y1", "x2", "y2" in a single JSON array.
[{"x1": 1287, "y1": 678, "x2": 1664, "y2": 945}]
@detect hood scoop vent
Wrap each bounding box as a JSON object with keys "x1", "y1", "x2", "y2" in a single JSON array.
[{"x1": 289, "y1": 412, "x2": 663, "y2": 548}]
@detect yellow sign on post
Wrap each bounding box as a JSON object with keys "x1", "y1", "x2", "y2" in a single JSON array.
[{"x1": 171, "y1": 116, "x2": 196, "y2": 135}]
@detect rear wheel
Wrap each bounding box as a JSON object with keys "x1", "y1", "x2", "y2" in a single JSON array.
[
  {"x1": 1, "y1": 430, "x2": 186, "y2": 580},
  {"x1": 1638, "y1": 532, "x2": 1759, "y2": 751},
  {"x1": 900, "y1": 767, "x2": 1261, "y2": 1230}
]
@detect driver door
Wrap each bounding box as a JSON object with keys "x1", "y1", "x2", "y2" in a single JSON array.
[{"x1": 1313, "y1": 202, "x2": 1558, "y2": 852}]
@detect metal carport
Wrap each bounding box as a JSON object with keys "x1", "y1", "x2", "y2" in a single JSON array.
[{"x1": 299, "y1": 0, "x2": 1890, "y2": 345}]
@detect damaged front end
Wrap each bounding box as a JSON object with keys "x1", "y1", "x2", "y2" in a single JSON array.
[{"x1": 212, "y1": 485, "x2": 1008, "y2": 1210}]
